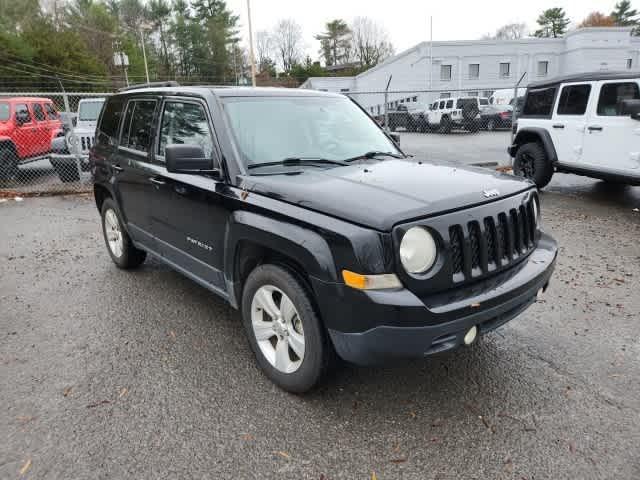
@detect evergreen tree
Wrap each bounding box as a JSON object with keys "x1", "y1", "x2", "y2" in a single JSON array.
[{"x1": 534, "y1": 7, "x2": 571, "y2": 38}]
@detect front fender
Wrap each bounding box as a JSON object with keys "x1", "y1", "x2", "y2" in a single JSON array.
[
  {"x1": 512, "y1": 127, "x2": 558, "y2": 163},
  {"x1": 223, "y1": 211, "x2": 338, "y2": 307}
]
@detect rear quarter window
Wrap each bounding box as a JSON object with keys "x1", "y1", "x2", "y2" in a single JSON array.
[
  {"x1": 96, "y1": 97, "x2": 125, "y2": 147},
  {"x1": 522, "y1": 86, "x2": 557, "y2": 117}
]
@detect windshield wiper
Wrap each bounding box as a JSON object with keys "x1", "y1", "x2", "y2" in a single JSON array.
[
  {"x1": 247, "y1": 157, "x2": 348, "y2": 169},
  {"x1": 344, "y1": 151, "x2": 404, "y2": 162}
]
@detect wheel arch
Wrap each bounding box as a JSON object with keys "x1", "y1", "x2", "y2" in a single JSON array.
[
  {"x1": 224, "y1": 211, "x2": 338, "y2": 309},
  {"x1": 512, "y1": 128, "x2": 558, "y2": 163},
  {"x1": 94, "y1": 183, "x2": 113, "y2": 213}
]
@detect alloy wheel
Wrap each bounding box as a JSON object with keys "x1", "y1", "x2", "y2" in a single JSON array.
[
  {"x1": 251, "y1": 285, "x2": 305, "y2": 374},
  {"x1": 104, "y1": 209, "x2": 123, "y2": 258}
]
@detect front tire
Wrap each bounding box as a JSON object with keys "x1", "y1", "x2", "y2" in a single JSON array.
[
  {"x1": 439, "y1": 116, "x2": 452, "y2": 134},
  {"x1": 0, "y1": 148, "x2": 19, "y2": 181},
  {"x1": 513, "y1": 142, "x2": 554, "y2": 188},
  {"x1": 100, "y1": 198, "x2": 146, "y2": 269},
  {"x1": 241, "y1": 264, "x2": 330, "y2": 393}
]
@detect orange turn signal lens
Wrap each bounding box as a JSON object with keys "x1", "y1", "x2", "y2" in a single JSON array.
[{"x1": 341, "y1": 270, "x2": 402, "y2": 290}]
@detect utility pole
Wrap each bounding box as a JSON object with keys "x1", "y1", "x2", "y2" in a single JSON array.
[
  {"x1": 429, "y1": 16, "x2": 433, "y2": 91},
  {"x1": 247, "y1": 0, "x2": 257, "y2": 87},
  {"x1": 139, "y1": 29, "x2": 150, "y2": 84}
]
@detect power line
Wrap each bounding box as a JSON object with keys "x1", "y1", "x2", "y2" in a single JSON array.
[{"x1": 1, "y1": 55, "x2": 113, "y2": 81}]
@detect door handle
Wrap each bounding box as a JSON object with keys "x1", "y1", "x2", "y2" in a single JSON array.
[
  {"x1": 552, "y1": 124, "x2": 565, "y2": 129},
  {"x1": 149, "y1": 177, "x2": 166, "y2": 186},
  {"x1": 112, "y1": 164, "x2": 124, "y2": 172},
  {"x1": 588, "y1": 126, "x2": 603, "y2": 132}
]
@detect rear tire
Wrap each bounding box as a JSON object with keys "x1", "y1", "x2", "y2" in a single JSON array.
[
  {"x1": 486, "y1": 118, "x2": 496, "y2": 131},
  {"x1": 513, "y1": 142, "x2": 554, "y2": 188},
  {"x1": 241, "y1": 264, "x2": 331, "y2": 393},
  {"x1": 439, "y1": 116, "x2": 452, "y2": 134},
  {"x1": 100, "y1": 198, "x2": 146, "y2": 269}
]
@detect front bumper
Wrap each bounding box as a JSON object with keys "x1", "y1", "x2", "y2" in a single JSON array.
[{"x1": 313, "y1": 233, "x2": 557, "y2": 365}]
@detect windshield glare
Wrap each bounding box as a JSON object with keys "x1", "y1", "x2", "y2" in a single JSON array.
[
  {"x1": 222, "y1": 96, "x2": 400, "y2": 168},
  {"x1": 78, "y1": 101, "x2": 104, "y2": 121},
  {"x1": 0, "y1": 102, "x2": 9, "y2": 121}
]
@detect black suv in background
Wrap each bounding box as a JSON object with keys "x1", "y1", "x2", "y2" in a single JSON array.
[{"x1": 91, "y1": 84, "x2": 557, "y2": 393}]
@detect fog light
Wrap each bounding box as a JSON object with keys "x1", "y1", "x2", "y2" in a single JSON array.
[{"x1": 464, "y1": 326, "x2": 478, "y2": 345}]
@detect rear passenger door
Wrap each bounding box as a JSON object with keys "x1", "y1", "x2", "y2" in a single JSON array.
[
  {"x1": 550, "y1": 82, "x2": 591, "y2": 165},
  {"x1": 112, "y1": 98, "x2": 160, "y2": 249},
  {"x1": 31, "y1": 102, "x2": 50, "y2": 154},
  {"x1": 147, "y1": 97, "x2": 229, "y2": 292},
  {"x1": 581, "y1": 80, "x2": 640, "y2": 172}
]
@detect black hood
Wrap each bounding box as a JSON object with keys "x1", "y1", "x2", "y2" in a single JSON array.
[{"x1": 241, "y1": 159, "x2": 534, "y2": 231}]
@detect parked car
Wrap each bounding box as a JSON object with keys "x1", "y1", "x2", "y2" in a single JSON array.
[
  {"x1": 480, "y1": 104, "x2": 513, "y2": 131},
  {"x1": 376, "y1": 104, "x2": 429, "y2": 132},
  {"x1": 51, "y1": 97, "x2": 105, "y2": 182},
  {"x1": 509, "y1": 71, "x2": 640, "y2": 188},
  {"x1": 92, "y1": 83, "x2": 557, "y2": 393},
  {"x1": 426, "y1": 97, "x2": 487, "y2": 133},
  {"x1": 0, "y1": 97, "x2": 63, "y2": 179}
]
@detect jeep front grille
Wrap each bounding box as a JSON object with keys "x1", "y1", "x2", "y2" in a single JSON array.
[
  {"x1": 448, "y1": 197, "x2": 537, "y2": 281},
  {"x1": 80, "y1": 136, "x2": 94, "y2": 152}
]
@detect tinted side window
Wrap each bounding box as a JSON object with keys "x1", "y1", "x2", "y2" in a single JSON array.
[
  {"x1": 557, "y1": 84, "x2": 591, "y2": 115},
  {"x1": 597, "y1": 82, "x2": 640, "y2": 116},
  {"x1": 438, "y1": 101, "x2": 445, "y2": 109},
  {"x1": 121, "y1": 100, "x2": 156, "y2": 152},
  {"x1": 44, "y1": 103, "x2": 59, "y2": 120},
  {"x1": 158, "y1": 101, "x2": 214, "y2": 159},
  {"x1": 97, "y1": 98, "x2": 125, "y2": 146},
  {"x1": 16, "y1": 104, "x2": 31, "y2": 122},
  {"x1": 446, "y1": 100, "x2": 453, "y2": 109},
  {"x1": 33, "y1": 103, "x2": 46, "y2": 121},
  {"x1": 522, "y1": 87, "x2": 556, "y2": 116}
]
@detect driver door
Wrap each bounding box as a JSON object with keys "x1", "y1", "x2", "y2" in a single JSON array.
[{"x1": 581, "y1": 80, "x2": 640, "y2": 172}]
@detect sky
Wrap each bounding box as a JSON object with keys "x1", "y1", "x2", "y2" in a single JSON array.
[{"x1": 227, "y1": 0, "x2": 626, "y2": 59}]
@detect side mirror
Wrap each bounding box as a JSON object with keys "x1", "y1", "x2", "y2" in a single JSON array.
[
  {"x1": 165, "y1": 144, "x2": 218, "y2": 175},
  {"x1": 618, "y1": 99, "x2": 640, "y2": 120},
  {"x1": 389, "y1": 132, "x2": 400, "y2": 146},
  {"x1": 15, "y1": 111, "x2": 29, "y2": 125}
]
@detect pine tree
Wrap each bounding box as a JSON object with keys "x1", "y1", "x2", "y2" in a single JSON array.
[
  {"x1": 534, "y1": 8, "x2": 571, "y2": 38},
  {"x1": 611, "y1": 0, "x2": 639, "y2": 34}
]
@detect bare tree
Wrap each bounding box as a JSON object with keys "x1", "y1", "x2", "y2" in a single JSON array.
[
  {"x1": 482, "y1": 23, "x2": 528, "y2": 40},
  {"x1": 256, "y1": 30, "x2": 273, "y2": 67},
  {"x1": 350, "y1": 17, "x2": 394, "y2": 69},
  {"x1": 272, "y1": 19, "x2": 303, "y2": 72}
]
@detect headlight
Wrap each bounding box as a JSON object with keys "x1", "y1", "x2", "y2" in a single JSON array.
[{"x1": 399, "y1": 226, "x2": 437, "y2": 274}]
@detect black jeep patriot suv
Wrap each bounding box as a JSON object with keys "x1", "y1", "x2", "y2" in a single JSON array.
[{"x1": 91, "y1": 84, "x2": 557, "y2": 392}]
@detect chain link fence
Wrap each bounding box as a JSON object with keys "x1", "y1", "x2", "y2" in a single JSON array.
[
  {"x1": 0, "y1": 85, "x2": 523, "y2": 195},
  {"x1": 345, "y1": 86, "x2": 523, "y2": 168},
  {"x1": 0, "y1": 92, "x2": 111, "y2": 195}
]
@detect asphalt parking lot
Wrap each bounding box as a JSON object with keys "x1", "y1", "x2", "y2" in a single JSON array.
[{"x1": 2, "y1": 144, "x2": 639, "y2": 478}]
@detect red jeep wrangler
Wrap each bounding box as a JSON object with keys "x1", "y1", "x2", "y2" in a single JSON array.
[{"x1": 0, "y1": 97, "x2": 63, "y2": 179}]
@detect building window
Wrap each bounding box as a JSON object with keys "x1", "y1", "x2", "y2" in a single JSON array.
[
  {"x1": 439, "y1": 92, "x2": 451, "y2": 99},
  {"x1": 468, "y1": 63, "x2": 479, "y2": 79},
  {"x1": 627, "y1": 58, "x2": 633, "y2": 69},
  {"x1": 406, "y1": 97, "x2": 411, "y2": 103},
  {"x1": 377, "y1": 105, "x2": 381, "y2": 115},
  {"x1": 412, "y1": 96, "x2": 417, "y2": 102},
  {"x1": 441, "y1": 65, "x2": 452, "y2": 81},
  {"x1": 467, "y1": 91, "x2": 479, "y2": 97},
  {"x1": 499, "y1": 62, "x2": 510, "y2": 78},
  {"x1": 340, "y1": 88, "x2": 350, "y2": 92},
  {"x1": 537, "y1": 61, "x2": 549, "y2": 77}
]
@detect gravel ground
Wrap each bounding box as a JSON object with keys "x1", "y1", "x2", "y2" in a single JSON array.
[{"x1": 1, "y1": 177, "x2": 639, "y2": 479}]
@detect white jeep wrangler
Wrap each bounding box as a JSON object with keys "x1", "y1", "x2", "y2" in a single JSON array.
[
  {"x1": 50, "y1": 97, "x2": 105, "y2": 182},
  {"x1": 426, "y1": 97, "x2": 487, "y2": 133},
  {"x1": 509, "y1": 72, "x2": 640, "y2": 188}
]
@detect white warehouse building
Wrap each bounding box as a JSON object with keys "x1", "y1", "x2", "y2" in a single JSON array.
[{"x1": 300, "y1": 27, "x2": 640, "y2": 115}]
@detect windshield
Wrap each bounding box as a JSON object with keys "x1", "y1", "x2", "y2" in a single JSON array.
[
  {"x1": 0, "y1": 102, "x2": 9, "y2": 121},
  {"x1": 78, "y1": 101, "x2": 104, "y2": 122},
  {"x1": 222, "y1": 96, "x2": 400, "y2": 168}
]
